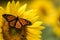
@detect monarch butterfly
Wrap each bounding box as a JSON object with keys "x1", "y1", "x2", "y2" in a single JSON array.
[{"x1": 2, "y1": 14, "x2": 32, "y2": 29}]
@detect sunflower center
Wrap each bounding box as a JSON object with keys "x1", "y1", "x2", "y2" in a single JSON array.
[
  {"x1": 2, "y1": 22, "x2": 27, "y2": 40},
  {"x1": 41, "y1": 7, "x2": 47, "y2": 16},
  {"x1": 58, "y1": 17, "x2": 60, "y2": 26},
  {"x1": 9, "y1": 27, "x2": 21, "y2": 35}
]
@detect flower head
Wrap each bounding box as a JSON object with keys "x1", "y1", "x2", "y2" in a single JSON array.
[
  {"x1": 29, "y1": 0, "x2": 58, "y2": 25},
  {"x1": 0, "y1": 0, "x2": 45, "y2": 40},
  {"x1": 29, "y1": 0, "x2": 60, "y2": 37}
]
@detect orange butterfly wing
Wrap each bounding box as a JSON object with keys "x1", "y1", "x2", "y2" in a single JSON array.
[
  {"x1": 2, "y1": 14, "x2": 16, "y2": 22},
  {"x1": 15, "y1": 21, "x2": 22, "y2": 29},
  {"x1": 7, "y1": 16, "x2": 16, "y2": 21},
  {"x1": 18, "y1": 18, "x2": 32, "y2": 26},
  {"x1": 15, "y1": 18, "x2": 32, "y2": 29},
  {"x1": 9, "y1": 20, "x2": 16, "y2": 27},
  {"x1": 2, "y1": 14, "x2": 17, "y2": 28},
  {"x1": 2, "y1": 14, "x2": 32, "y2": 29}
]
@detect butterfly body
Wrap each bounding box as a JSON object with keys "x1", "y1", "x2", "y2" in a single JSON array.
[{"x1": 2, "y1": 14, "x2": 32, "y2": 29}]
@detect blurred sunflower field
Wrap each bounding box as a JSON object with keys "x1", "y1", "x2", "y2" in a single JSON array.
[{"x1": 0, "y1": 0, "x2": 60, "y2": 40}]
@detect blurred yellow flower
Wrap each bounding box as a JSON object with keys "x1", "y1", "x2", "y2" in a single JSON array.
[
  {"x1": 29, "y1": 0, "x2": 58, "y2": 25},
  {"x1": 52, "y1": 7, "x2": 60, "y2": 36},
  {"x1": 29, "y1": 0, "x2": 60, "y2": 37},
  {"x1": 0, "y1": 0, "x2": 45, "y2": 40}
]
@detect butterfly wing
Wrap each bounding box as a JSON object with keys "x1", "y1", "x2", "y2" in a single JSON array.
[
  {"x1": 15, "y1": 18, "x2": 32, "y2": 29},
  {"x1": 2, "y1": 14, "x2": 17, "y2": 28},
  {"x1": 15, "y1": 20, "x2": 22, "y2": 29},
  {"x1": 9, "y1": 20, "x2": 16, "y2": 27},
  {"x1": 18, "y1": 18, "x2": 32, "y2": 26},
  {"x1": 2, "y1": 14, "x2": 32, "y2": 29},
  {"x1": 2, "y1": 14, "x2": 16, "y2": 22}
]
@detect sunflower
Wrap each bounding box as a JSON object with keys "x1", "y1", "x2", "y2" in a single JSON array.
[
  {"x1": 28, "y1": 0, "x2": 60, "y2": 37},
  {"x1": 0, "y1": 0, "x2": 45, "y2": 40},
  {"x1": 29, "y1": 0, "x2": 58, "y2": 25},
  {"x1": 52, "y1": 7, "x2": 60, "y2": 37}
]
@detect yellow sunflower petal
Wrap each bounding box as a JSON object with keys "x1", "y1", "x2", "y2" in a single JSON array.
[
  {"x1": 15, "y1": 1, "x2": 20, "y2": 10},
  {"x1": 26, "y1": 32, "x2": 41, "y2": 40},
  {"x1": 12, "y1": 0, "x2": 15, "y2": 5},
  {"x1": 18, "y1": 4, "x2": 27, "y2": 17},
  {"x1": 30, "y1": 16, "x2": 39, "y2": 23},
  {"x1": 0, "y1": 7, "x2": 5, "y2": 27},
  {"x1": 21, "y1": 9, "x2": 34, "y2": 19},
  {"x1": 21, "y1": 9, "x2": 39, "y2": 23},
  {"x1": 10, "y1": 0, "x2": 17, "y2": 15},
  {"x1": 0, "y1": 34, "x2": 4, "y2": 40},
  {"x1": 27, "y1": 32, "x2": 42, "y2": 39},
  {"x1": 27, "y1": 28, "x2": 42, "y2": 35},
  {"x1": 0, "y1": 28, "x2": 2, "y2": 33},
  {"x1": 27, "y1": 36, "x2": 41, "y2": 40},
  {"x1": 6, "y1": 1, "x2": 11, "y2": 14},
  {"x1": 26, "y1": 21, "x2": 45, "y2": 40},
  {"x1": 27, "y1": 21, "x2": 45, "y2": 30}
]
